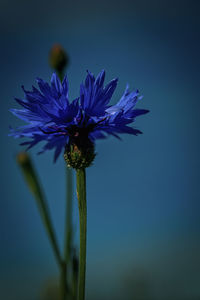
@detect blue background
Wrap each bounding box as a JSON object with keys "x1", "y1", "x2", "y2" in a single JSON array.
[{"x1": 1, "y1": 0, "x2": 200, "y2": 299}]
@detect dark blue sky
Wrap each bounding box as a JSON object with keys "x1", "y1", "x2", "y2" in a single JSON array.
[{"x1": 1, "y1": 1, "x2": 200, "y2": 299}]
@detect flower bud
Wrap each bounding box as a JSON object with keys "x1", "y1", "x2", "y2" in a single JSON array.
[
  {"x1": 17, "y1": 152, "x2": 29, "y2": 165},
  {"x1": 16, "y1": 152, "x2": 39, "y2": 195},
  {"x1": 49, "y1": 44, "x2": 69, "y2": 74}
]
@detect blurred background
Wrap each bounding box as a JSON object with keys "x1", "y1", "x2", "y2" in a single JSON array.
[{"x1": 1, "y1": 0, "x2": 200, "y2": 299}]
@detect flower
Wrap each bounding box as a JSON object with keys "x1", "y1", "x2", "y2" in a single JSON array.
[{"x1": 9, "y1": 70, "x2": 149, "y2": 163}]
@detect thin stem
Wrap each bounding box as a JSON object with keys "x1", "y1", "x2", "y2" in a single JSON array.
[
  {"x1": 60, "y1": 262, "x2": 67, "y2": 300},
  {"x1": 57, "y1": 70, "x2": 64, "y2": 82},
  {"x1": 76, "y1": 168, "x2": 87, "y2": 300},
  {"x1": 64, "y1": 167, "x2": 73, "y2": 265},
  {"x1": 57, "y1": 70, "x2": 74, "y2": 299},
  {"x1": 72, "y1": 250, "x2": 79, "y2": 300},
  {"x1": 17, "y1": 153, "x2": 62, "y2": 267},
  {"x1": 34, "y1": 191, "x2": 63, "y2": 268},
  {"x1": 63, "y1": 166, "x2": 73, "y2": 299}
]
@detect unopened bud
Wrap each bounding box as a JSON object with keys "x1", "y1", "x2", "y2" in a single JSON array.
[
  {"x1": 17, "y1": 152, "x2": 39, "y2": 196},
  {"x1": 17, "y1": 152, "x2": 29, "y2": 165},
  {"x1": 49, "y1": 44, "x2": 69, "y2": 74}
]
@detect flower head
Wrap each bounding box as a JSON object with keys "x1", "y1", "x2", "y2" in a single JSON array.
[{"x1": 9, "y1": 70, "x2": 149, "y2": 165}]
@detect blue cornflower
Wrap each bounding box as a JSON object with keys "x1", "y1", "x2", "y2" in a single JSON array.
[{"x1": 9, "y1": 70, "x2": 149, "y2": 164}]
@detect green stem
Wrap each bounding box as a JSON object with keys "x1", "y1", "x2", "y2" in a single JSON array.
[
  {"x1": 76, "y1": 169, "x2": 87, "y2": 300},
  {"x1": 63, "y1": 166, "x2": 73, "y2": 299},
  {"x1": 18, "y1": 153, "x2": 67, "y2": 299},
  {"x1": 60, "y1": 262, "x2": 67, "y2": 300},
  {"x1": 72, "y1": 250, "x2": 79, "y2": 300},
  {"x1": 57, "y1": 71, "x2": 64, "y2": 82},
  {"x1": 17, "y1": 153, "x2": 62, "y2": 268},
  {"x1": 57, "y1": 71, "x2": 74, "y2": 299},
  {"x1": 34, "y1": 191, "x2": 63, "y2": 268},
  {"x1": 64, "y1": 167, "x2": 73, "y2": 265},
  {"x1": 57, "y1": 71, "x2": 69, "y2": 300}
]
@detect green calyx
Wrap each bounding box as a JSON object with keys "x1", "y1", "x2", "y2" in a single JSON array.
[{"x1": 64, "y1": 142, "x2": 96, "y2": 169}]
